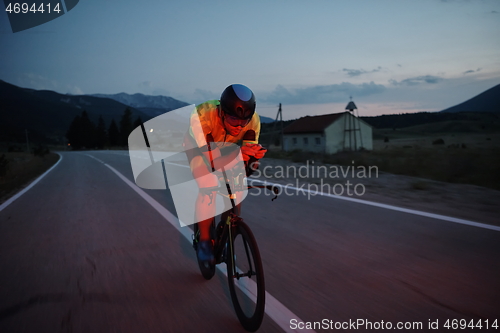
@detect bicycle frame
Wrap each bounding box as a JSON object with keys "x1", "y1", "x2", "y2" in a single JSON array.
[
  {"x1": 195, "y1": 143, "x2": 278, "y2": 331},
  {"x1": 204, "y1": 171, "x2": 278, "y2": 268}
]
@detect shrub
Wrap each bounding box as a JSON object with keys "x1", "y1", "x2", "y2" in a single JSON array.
[
  {"x1": 432, "y1": 138, "x2": 445, "y2": 145},
  {"x1": 8, "y1": 145, "x2": 23, "y2": 152},
  {"x1": 33, "y1": 145, "x2": 50, "y2": 157},
  {"x1": 291, "y1": 150, "x2": 316, "y2": 163},
  {"x1": 0, "y1": 154, "x2": 9, "y2": 177}
]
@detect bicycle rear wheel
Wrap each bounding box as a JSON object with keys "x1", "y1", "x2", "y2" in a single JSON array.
[
  {"x1": 193, "y1": 222, "x2": 216, "y2": 280},
  {"x1": 226, "y1": 221, "x2": 265, "y2": 332}
]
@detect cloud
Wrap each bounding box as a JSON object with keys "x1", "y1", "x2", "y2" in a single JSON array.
[
  {"x1": 151, "y1": 88, "x2": 170, "y2": 96},
  {"x1": 342, "y1": 66, "x2": 382, "y2": 77},
  {"x1": 135, "y1": 81, "x2": 172, "y2": 97},
  {"x1": 16, "y1": 73, "x2": 84, "y2": 94},
  {"x1": 67, "y1": 85, "x2": 84, "y2": 95},
  {"x1": 463, "y1": 68, "x2": 482, "y2": 75},
  {"x1": 389, "y1": 75, "x2": 443, "y2": 86},
  {"x1": 491, "y1": 10, "x2": 498, "y2": 14},
  {"x1": 186, "y1": 88, "x2": 217, "y2": 104},
  {"x1": 262, "y1": 82, "x2": 386, "y2": 104},
  {"x1": 138, "y1": 81, "x2": 152, "y2": 88}
]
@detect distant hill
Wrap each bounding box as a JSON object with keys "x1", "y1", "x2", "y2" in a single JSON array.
[
  {"x1": 5, "y1": 79, "x2": 498, "y2": 145},
  {"x1": 361, "y1": 112, "x2": 499, "y2": 128},
  {"x1": 95, "y1": 92, "x2": 277, "y2": 122},
  {"x1": 259, "y1": 115, "x2": 275, "y2": 123},
  {"x1": 441, "y1": 83, "x2": 500, "y2": 113},
  {"x1": 28, "y1": 90, "x2": 148, "y2": 120},
  {"x1": 0, "y1": 80, "x2": 150, "y2": 143},
  {"x1": 360, "y1": 83, "x2": 500, "y2": 130},
  {"x1": 401, "y1": 117, "x2": 500, "y2": 133},
  {"x1": 361, "y1": 111, "x2": 499, "y2": 131},
  {"x1": 0, "y1": 80, "x2": 274, "y2": 145}
]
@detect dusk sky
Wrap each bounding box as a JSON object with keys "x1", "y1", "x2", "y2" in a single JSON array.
[{"x1": 1, "y1": 0, "x2": 499, "y2": 120}]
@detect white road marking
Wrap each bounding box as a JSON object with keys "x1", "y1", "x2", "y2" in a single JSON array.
[
  {"x1": 84, "y1": 153, "x2": 314, "y2": 333},
  {"x1": 0, "y1": 153, "x2": 63, "y2": 212},
  {"x1": 2, "y1": 149, "x2": 495, "y2": 329},
  {"x1": 160, "y1": 158, "x2": 500, "y2": 232},
  {"x1": 247, "y1": 179, "x2": 500, "y2": 232}
]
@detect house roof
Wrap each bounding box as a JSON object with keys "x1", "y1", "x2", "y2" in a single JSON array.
[{"x1": 283, "y1": 112, "x2": 346, "y2": 134}]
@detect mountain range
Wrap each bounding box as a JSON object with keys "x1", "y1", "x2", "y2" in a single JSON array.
[
  {"x1": 89, "y1": 93, "x2": 275, "y2": 122},
  {"x1": 0, "y1": 80, "x2": 152, "y2": 143},
  {"x1": 0, "y1": 79, "x2": 498, "y2": 144}
]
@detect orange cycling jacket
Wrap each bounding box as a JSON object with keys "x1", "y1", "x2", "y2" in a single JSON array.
[{"x1": 184, "y1": 99, "x2": 261, "y2": 169}]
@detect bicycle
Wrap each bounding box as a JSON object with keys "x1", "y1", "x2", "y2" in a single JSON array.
[{"x1": 192, "y1": 164, "x2": 279, "y2": 332}]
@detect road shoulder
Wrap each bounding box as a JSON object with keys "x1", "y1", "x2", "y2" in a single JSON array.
[{"x1": 252, "y1": 158, "x2": 500, "y2": 227}]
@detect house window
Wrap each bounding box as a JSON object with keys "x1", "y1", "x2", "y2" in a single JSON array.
[
  {"x1": 292, "y1": 137, "x2": 297, "y2": 145},
  {"x1": 315, "y1": 137, "x2": 321, "y2": 145},
  {"x1": 303, "y1": 137, "x2": 308, "y2": 145}
]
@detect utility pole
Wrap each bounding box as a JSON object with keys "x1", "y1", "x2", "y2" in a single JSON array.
[
  {"x1": 25, "y1": 129, "x2": 30, "y2": 154},
  {"x1": 268, "y1": 103, "x2": 284, "y2": 151}
]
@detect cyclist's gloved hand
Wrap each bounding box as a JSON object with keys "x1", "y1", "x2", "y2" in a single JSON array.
[
  {"x1": 241, "y1": 143, "x2": 267, "y2": 161},
  {"x1": 241, "y1": 143, "x2": 257, "y2": 161},
  {"x1": 253, "y1": 145, "x2": 267, "y2": 159}
]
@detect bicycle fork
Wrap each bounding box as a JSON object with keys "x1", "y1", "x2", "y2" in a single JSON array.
[{"x1": 225, "y1": 214, "x2": 256, "y2": 280}]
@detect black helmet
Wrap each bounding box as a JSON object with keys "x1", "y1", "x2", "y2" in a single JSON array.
[{"x1": 220, "y1": 84, "x2": 256, "y2": 120}]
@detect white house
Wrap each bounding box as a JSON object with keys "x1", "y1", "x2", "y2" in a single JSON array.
[{"x1": 283, "y1": 102, "x2": 373, "y2": 154}]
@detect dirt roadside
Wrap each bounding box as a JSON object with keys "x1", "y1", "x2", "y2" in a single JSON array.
[
  {"x1": 250, "y1": 158, "x2": 500, "y2": 227},
  {"x1": 0, "y1": 152, "x2": 60, "y2": 205}
]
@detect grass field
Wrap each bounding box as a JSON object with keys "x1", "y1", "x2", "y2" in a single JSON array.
[
  {"x1": 0, "y1": 152, "x2": 60, "y2": 204},
  {"x1": 265, "y1": 129, "x2": 500, "y2": 191}
]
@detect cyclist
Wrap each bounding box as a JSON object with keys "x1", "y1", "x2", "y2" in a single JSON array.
[{"x1": 184, "y1": 84, "x2": 267, "y2": 264}]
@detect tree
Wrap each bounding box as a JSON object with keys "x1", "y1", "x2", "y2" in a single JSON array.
[
  {"x1": 108, "y1": 119, "x2": 120, "y2": 147},
  {"x1": 66, "y1": 115, "x2": 82, "y2": 149},
  {"x1": 96, "y1": 115, "x2": 107, "y2": 149},
  {"x1": 119, "y1": 108, "x2": 133, "y2": 146},
  {"x1": 65, "y1": 110, "x2": 96, "y2": 149},
  {"x1": 79, "y1": 110, "x2": 96, "y2": 148}
]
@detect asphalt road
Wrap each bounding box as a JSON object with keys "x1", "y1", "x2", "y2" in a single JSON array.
[{"x1": 0, "y1": 151, "x2": 499, "y2": 333}]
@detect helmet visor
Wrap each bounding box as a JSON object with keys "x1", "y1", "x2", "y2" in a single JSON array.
[{"x1": 224, "y1": 115, "x2": 251, "y2": 127}]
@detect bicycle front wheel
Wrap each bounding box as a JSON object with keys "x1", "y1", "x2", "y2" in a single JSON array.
[{"x1": 226, "y1": 221, "x2": 265, "y2": 332}]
